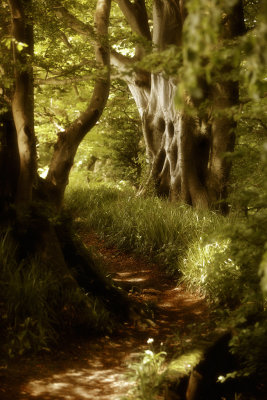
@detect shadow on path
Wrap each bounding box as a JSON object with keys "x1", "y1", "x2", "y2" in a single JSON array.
[{"x1": 0, "y1": 232, "x2": 208, "y2": 400}]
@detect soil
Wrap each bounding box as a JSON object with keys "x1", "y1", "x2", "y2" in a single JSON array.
[{"x1": 0, "y1": 232, "x2": 208, "y2": 400}]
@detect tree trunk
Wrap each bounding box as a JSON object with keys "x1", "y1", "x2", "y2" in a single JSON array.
[
  {"x1": 0, "y1": 110, "x2": 20, "y2": 207},
  {"x1": 141, "y1": 75, "x2": 210, "y2": 209},
  {"x1": 0, "y1": 2, "x2": 132, "y2": 352},
  {"x1": 139, "y1": 76, "x2": 239, "y2": 210},
  {"x1": 8, "y1": 0, "x2": 37, "y2": 206},
  {"x1": 116, "y1": 0, "x2": 245, "y2": 211},
  {"x1": 46, "y1": 0, "x2": 111, "y2": 210}
]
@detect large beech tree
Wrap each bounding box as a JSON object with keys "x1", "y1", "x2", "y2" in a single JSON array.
[
  {"x1": 0, "y1": 0, "x2": 255, "y2": 214},
  {"x1": 50, "y1": 0, "x2": 246, "y2": 211},
  {"x1": 0, "y1": 0, "x2": 133, "y2": 338},
  {"x1": 111, "y1": 0, "x2": 246, "y2": 210},
  {"x1": 1, "y1": 0, "x2": 111, "y2": 210},
  {"x1": 0, "y1": 0, "x2": 131, "y2": 331}
]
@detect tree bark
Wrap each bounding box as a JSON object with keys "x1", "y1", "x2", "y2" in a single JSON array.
[
  {"x1": 8, "y1": 0, "x2": 37, "y2": 206},
  {"x1": 46, "y1": 0, "x2": 111, "y2": 209},
  {"x1": 206, "y1": 1, "x2": 246, "y2": 212},
  {"x1": 140, "y1": 77, "x2": 210, "y2": 209},
  {"x1": 0, "y1": 110, "x2": 20, "y2": 207}
]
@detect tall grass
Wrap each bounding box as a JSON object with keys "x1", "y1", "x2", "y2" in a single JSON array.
[
  {"x1": 65, "y1": 178, "x2": 264, "y2": 310},
  {"x1": 0, "y1": 228, "x2": 112, "y2": 356},
  {"x1": 0, "y1": 231, "x2": 55, "y2": 355},
  {"x1": 66, "y1": 178, "x2": 267, "y2": 390},
  {"x1": 65, "y1": 181, "x2": 223, "y2": 279}
]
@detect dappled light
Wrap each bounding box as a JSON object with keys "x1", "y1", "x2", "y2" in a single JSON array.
[
  {"x1": 168, "y1": 350, "x2": 203, "y2": 375},
  {"x1": 1, "y1": 0, "x2": 266, "y2": 399},
  {"x1": 26, "y1": 367, "x2": 132, "y2": 399},
  {"x1": 1, "y1": 231, "x2": 207, "y2": 400}
]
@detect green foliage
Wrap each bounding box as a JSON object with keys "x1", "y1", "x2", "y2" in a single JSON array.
[
  {"x1": 66, "y1": 180, "x2": 221, "y2": 276},
  {"x1": 180, "y1": 191, "x2": 266, "y2": 308},
  {"x1": 69, "y1": 81, "x2": 145, "y2": 187},
  {"x1": 31, "y1": 0, "x2": 145, "y2": 187},
  {"x1": 181, "y1": 236, "x2": 234, "y2": 302},
  {"x1": 241, "y1": 1, "x2": 267, "y2": 100},
  {"x1": 66, "y1": 157, "x2": 267, "y2": 386},
  {"x1": 181, "y1": 140, "x2": 267, "y2": 381},
  {"x1": 226, "y1": 142, "x2": 267, "y2": 379},
  {"x1": 137, "y1": 46, "x2": 182, "y2": 77},
  {"x1": 123, "y1": 340, "x2": 203, "y2": 400},
  {"x1": 66, "y1": 175, "x2": 263, "y2": 308},
  {"x1": 122, "y1": 340, "x2": 167, "y2": 400},
  {"x1": 2, "y1": 0, "x2": 266, "y2": 387},
  {"x1": 229, "y1": 312, "x2": 267, "y2": 379},
  {"x1": 180, "y1": 194, "x2": 266, "y2": 310},
  {"x1": 177, "y1": 0, "x2": 222, "y2": 103},
  {"x1": 259, "y1": 243, "x2": 267, "y2": 294},
  {"x1": 102, "y1": 84, "x2": 144, "y2": 186},
  {"x1": 230, "y1": 140, "x2": 267, "y2": 298},
  {"x1": 172, "y1": 0, "x2": 266, "y2": 110},
  {"x1": 0, "y1": 225, "x2": 112, "y2": 357},
  {"x1": 0, "y1": 231, "x2": 57, "y2": 355}
]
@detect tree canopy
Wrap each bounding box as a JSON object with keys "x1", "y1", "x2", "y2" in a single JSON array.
[
  {"x1": 1, "y1": 1, "x2": 266, "y2": 213},
  {"x1": 0, "y1": 3, "x2": 267, "y2": 396}
]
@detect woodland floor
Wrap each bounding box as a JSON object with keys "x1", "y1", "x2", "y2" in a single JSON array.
[{"x1": 0, "y1": 232, "x2": 208, "y2": 400}]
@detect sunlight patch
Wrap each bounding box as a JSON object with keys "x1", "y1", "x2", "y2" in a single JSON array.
[
  {"x1": 26, "y1": 368, "x2": 133, "y2": 399},
  {"x1": 167, "y1": 349, "x2": 203, "y2": 375}
]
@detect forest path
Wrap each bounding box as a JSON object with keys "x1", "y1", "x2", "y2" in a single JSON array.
[{"x1": 0, "y1": 232, "x2": 208, "y2": 400}]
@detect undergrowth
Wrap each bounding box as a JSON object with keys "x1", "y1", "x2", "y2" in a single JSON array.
[
  {"x1": 0, "y1": 226, "x2": 112, "y2": 357},
  {"x1": 122, "y1": 342, "x2": 167, "y2": 400},
  {"x1": 66, "y1": 159, "x2": 267, "y2": 392},
  {"x1": 66, "y1": 170, "x2": 266, "y2": 308},
  {"x1": 66, "y1": 179, "x2": 263, "y2": 307},
  {"x1": 65, "y1": 177, "x2": 223, "y2": 279}
]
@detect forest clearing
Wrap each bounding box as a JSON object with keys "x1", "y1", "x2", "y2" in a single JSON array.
[{"x1": 0, "y1": 0, "x2": 267, "y2": 399}]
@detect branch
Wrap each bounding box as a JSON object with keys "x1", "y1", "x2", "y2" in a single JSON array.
[
  {"x1": 110, "y1": 49, "x2": 135, "y2": 70},
  {"x1": 117, "y1": 0, "x2": 151, "y2": 40},
  {"x1": 46, "y1": 0, "x2": 112, "y2": 208},
  {"x1": 60, "y1": 31, "x2": 72, "y2": 48},
  {"x1": 35, "y1": 75, "x2": 93, "y2": 85},
  {"x1": 58, "y1": 0, "x2": 111, "y2": 137},
  {"x1": 53, "y1": 1, "x2": 94, "y2": 38},
  {"x1": 36, "y1": 52, "x2": 134, "y2": 86},
  {"x1": 52, "y1": 1, "x2": 137, "y2": 73}
]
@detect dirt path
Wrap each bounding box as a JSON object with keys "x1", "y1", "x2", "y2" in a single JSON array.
[{"x1": 0, "y1": 233, "x2": 208, "y2": 400}]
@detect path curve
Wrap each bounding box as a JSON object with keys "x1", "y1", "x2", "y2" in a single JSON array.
[{"x1": 0, "y1": 232, "x2": 208, "y2": 400}]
